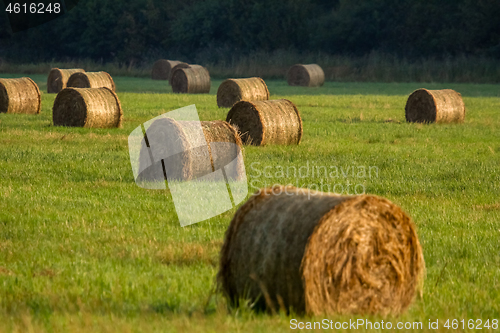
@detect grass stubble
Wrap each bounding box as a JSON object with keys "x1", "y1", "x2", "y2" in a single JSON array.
[{"x1": 0, "y1": 75, "x2": 499, "y2": 332}]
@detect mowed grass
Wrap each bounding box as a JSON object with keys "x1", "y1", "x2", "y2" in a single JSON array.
[{"x1": 0, "y1": 74, "x2": 499, "y2": 332}]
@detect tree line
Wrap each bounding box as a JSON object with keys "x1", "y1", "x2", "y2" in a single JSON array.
[{"x1": 1, "y1": 0, "x2": 499, "y2": 63}]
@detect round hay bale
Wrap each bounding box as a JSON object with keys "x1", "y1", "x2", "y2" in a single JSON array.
[
  {"x1": 217, "y1": 77, "x2": 270, "y2": 108},
  {"x1": 66, "y1": 71, "x2": 116, "y2": 92},
  {"x1": 168, "y1": 63, "x2": 191, "y2": 85},
  {"x1": 287, "y1": 64, "x2": 325, "y2": 87},
  {"x1": 47, "y1": 68, "x2": 85, "y2": 94},
  {"x1": 405, "y1": 88, "x2": 465, "y2": 123},
  {"x1": 217, "y1": 186, "x2": 425, "y2": 316},
  {"x1": 171, "y1": 65, "x2": 211, "y2": 94},
  {"x1": 151, "y1": 60, "x2": 188, "y2": 80},
  {"x1": 0, "y1": 77, "x2": 41, "y2": 114},
  {"x1": 52, "y1": 87, "x2": 122, "y2": 128},
  {"x1": 226, "y1": 99, "x2": 303, "y2": 146},
  {"x1": 138, "y1": 118, "x2": 244, "y2": 182}
]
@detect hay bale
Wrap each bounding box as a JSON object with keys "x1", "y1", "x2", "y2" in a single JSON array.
[
  {"x1": 217, "y1": 186, "x2": 425, "y2": 316},
  {"x1": 47, "y1": 68, "x2": 85, "y2": 93},
  {"x1": 287, "y1": 64, "x2": 325, "y2": 87},
  {"x1": 217, "y1": 77, "x2": 270, "y2": 108},
  {"x1": 67, "y1": 71, "x2": 116, "y2": 92},
  {"x1": 52, "y1": 87, "x2": 122, "y2": 128},
  {"x1": 151, "y1": 60, "x2": 188, "y2": 80},
  {"x1": 0, "y1": 77, "x2": 41, "y2": 114},
  {"x1": 171, "y1": 65, "x2": 211, "y2": 94},
  {"x1": 405, "y1": 88, "x2": 465, "y2": 123},
  {"x1": 138, "y1": 118, "x2": 244, "y2": 182},
  {"x1": 226, "y1": 99, "x2": 303, "y2": 146},
  {"x1": 168, "y1": 63, "x2": 191, "y2": 85}
]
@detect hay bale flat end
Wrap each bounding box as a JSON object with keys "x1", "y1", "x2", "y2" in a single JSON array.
[
  {"x1": 171, "y1": 65, "x2": 211, "y2": 94},
  {"x1": 217, "y1": 186, "x2": 425, "y2": 316}
]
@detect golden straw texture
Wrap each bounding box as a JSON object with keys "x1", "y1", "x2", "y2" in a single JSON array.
[
  {"x1": 226, "y1": 99, "x2": 303, "y2": 146},
  {"x1": 0, "y1": 77, "x2": 41, "y2": 114},
  {"x1": 52, "y1": 87, "x2": 122, "y2": 128},
  {"x1": 217, "y1": 77, "x2": 270, "y2": 108},
  {"x1": 47, "y1": 68, "x2": 85, "y2": 93},
  {"x1": 218, "y1": 186, "x2": 425, "y2": 316},
  {"x1": 405, "y1": 89, "x2": 465, "y2": 123},
  {"x1": 67, "y1": 71, "x2": 116, "y2": 92}
]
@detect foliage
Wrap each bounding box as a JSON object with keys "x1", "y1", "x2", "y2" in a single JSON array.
[{"x1": 0, "y1": 0, "x2": 499, "y2": 62}]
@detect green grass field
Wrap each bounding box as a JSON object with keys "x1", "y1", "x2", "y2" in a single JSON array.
[{"x1": 0, "y1": 75, "x2": 499, "y2": 332}]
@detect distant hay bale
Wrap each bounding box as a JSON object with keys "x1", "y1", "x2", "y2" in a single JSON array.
[
  {"x1": 171, "y1": 65, "x2": 211, "y2": 94},
  {"x1": 217, "y1": 186, "x2": 425, "y2": 316},
  {"x1": 52, "y1": 87, "x2": 122, "y2": 128},
  {"x1": 138, "y1": 118, "x2": 244, "y2": 182},
  {"x1": 67, "y1": 71, "x2": 116, "y2": 92},
  {"x1": 168, "y1": 63, "x2": 191, "y2": 85},
  {"x1": 217, "y1": 77, "x2": 270, "y2": 108},
  {"x1": 47, "y1": 68, "x2": 85, "y2": 93},
  {"x1": 405, "y1": 89, "x2": 465, "y2": 123},
  {"x1": 226, "y1": 99, "x2": 303, "y2": 146},
  {"x1": 151, "y1": 60, "x2": 188, "y2": 80},
  {"x1": 0, "y1": 77, "x2": 41, "y2": 114},
  {"x1": 287, "y1": 64, "x2": 325, "y2": 87}
]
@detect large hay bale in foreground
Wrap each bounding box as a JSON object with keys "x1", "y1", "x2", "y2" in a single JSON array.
[
  {"x1": 217, "y1": 77, "x2": 270, "y2": 108},
  {"x1": 0, "y1": 77, "x2": 41, "y2": 114},
  {"x1": 171, "y1": 65, "x2": 211, "y2": 94},
  {"x1": 405, "y1": 89, "x2": 465, "y2": 123},
  {"x1": 138, "y1": 118, "x2": 244, "y2": 182},
  {"x1": 52, "y1": 87, "x2": 122, "y2": 128},
  {"x1": 67, "y1": 71, "x2": 116, "y2": 92},
  {"x1": 226, "y1": 99, "x2": 302, "y2": 146},
  {"x1": 287, "y1": 64, "x2": 325, "y2": 87},
  {"x1": 218, "y1": 186, "x2": 425, "y2": 316},
  {"x1": 47, "y1": 68, "x2": 85, "y2": 93},
  {"x1": 151, "y1": 60, "x2": 188, "y2": 80}
]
